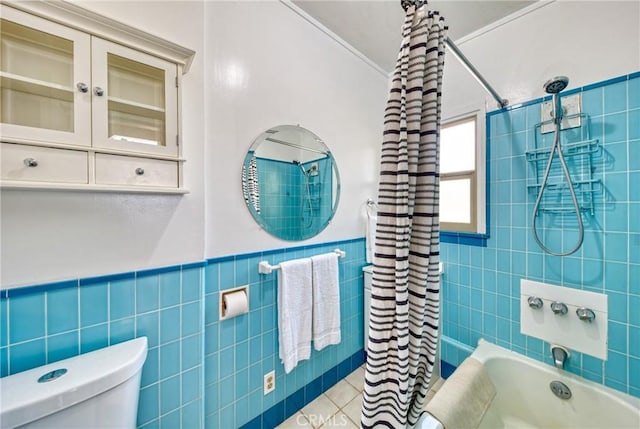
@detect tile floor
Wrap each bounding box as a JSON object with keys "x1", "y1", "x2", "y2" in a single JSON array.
[{"x1": 277, "y1": 366, "x2": 445, "y2": 428}]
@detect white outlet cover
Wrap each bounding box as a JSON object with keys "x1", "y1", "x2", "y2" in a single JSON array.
[
  {"x1": 541, "y1": 93, "x2": 582, "y2": 134},
  {"x1": 520, "y1": 279, "x2": 608, "y2": 360},
  {"x1": 264, "y1": 370, "x2": 275, "y2": 395}
]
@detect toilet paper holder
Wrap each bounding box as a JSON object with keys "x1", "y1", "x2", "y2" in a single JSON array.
[{"x1": 219, "y1": 285, "x2": 249, "y2": 321}]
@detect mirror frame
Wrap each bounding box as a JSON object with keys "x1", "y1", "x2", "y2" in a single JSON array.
[{"x1": 242, "y1": 125, "x2": 341, "y2": 241}]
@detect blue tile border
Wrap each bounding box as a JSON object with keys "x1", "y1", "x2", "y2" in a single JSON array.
[
  {"x1": 136, "y1": 266, "x2": 180, "y2": 277},
  {"x1": 208, "y1": 237, "x2": 366, "y2": 265},
  {"x1": 182, "y1": 261, "x2": 207, "y2": 270},
  {"x1": 1, "y1": 237, "x2": 366, "y2": 295},
  {"x1": 6, "y1": 280, "x2": 78, "y2": 297},
  {"x1": 239, "y1": 348, "x2": 366, "y2": 429},
  {"x1": 486, "y1": 71, "x2": 640, "y2": 117},
  {"x1": 206, "y1": 255, "x2": 235, "y2": 264},
  {"x1": 441, "y1": 360, "x2": 456, "y2": 379},
  {"x1": 239, "y1": 349, "x2": 452, "y2": 429},
  {"x1": 441, "y1": 232, "x2": 488, "y2": 247},
  {"x1": 79, "y1": 272, "x2": 135, "y2": 286}
]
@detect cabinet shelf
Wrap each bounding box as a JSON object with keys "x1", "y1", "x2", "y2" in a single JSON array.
[
  {"x1": 1, "y1": 3, "x2": 190, "y2": 193},
  {"x1": 108, "y1": 96, "x2": 165, "y2": 117},
  {"x1": 0, "y1": 180, "x2": 188, "y2": 194},
  {"x1": 0, "y1": 71, "x2": 73, "y2": 101}
]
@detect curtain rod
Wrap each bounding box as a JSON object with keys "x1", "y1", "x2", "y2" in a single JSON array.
[
  {"x1": 445, "y1": 36, "x2": 508, "y2": 109},
  {"x1": 400, "y1": 0, "x2": 508, "y2": 108},
  {"x1": 265, "y1": 137, "x2": 329, "y2": 156}
]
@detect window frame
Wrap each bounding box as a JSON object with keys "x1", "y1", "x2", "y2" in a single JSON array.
[{"x1": 439, "y1": 109, "x2": 487, "y2": 242}]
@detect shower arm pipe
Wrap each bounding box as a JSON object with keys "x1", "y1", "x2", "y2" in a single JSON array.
[
  {"x1": 445, "y1": 37, "x2": 508, "y2": 109},
  {"x1": 400, "y1": 0, "x2": 507, "y2": 107},
  {"x1": 258, "y1": 249, "x2": 346, "y2": 274},
  {"x1": 265, "y1": 137, "x2": 329, "y2": 156}
]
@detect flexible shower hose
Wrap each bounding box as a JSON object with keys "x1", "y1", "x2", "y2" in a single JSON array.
[{"x1": 531, "y1": 108, "x2": 584, "y2": 256}]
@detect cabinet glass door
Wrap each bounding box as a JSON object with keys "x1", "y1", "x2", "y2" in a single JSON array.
[
  {"x1": 92, "y1": 39, "x2": 178, "y2": 157},
  {"x1": 0, "y1": 6, "x2": 91, "y2": 146}
]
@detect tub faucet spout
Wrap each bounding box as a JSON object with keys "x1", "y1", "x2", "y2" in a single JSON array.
[{"x1": 551, "y1": 345, "x2": 569, "y2": 370}]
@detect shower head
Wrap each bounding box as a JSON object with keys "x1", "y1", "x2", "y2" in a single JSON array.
[
  {"x1": 543, "y1": 76, "x2": 569, "y2": 94},
  {"x1": 293, "y1": 160, "x2": 307, "y2": 175}
]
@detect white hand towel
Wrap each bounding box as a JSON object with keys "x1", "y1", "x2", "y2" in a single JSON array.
[
  {"x1": 277, "y1": 258, "x2": 313, "y2": 374},
  {"x1": 311, "y1": 253, "x2": 341, "y2": 351},
  {"x1": 365, "y1": 212, "x2": 377, "y2": 264}
]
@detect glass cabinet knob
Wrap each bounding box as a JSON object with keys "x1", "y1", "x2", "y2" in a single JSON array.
[
  {"x1": 94, "y1": 86, "x2": 105, "y2": 96},
  {"x1": 23, "y1": 158, "x2": 38, "y2": 167},
  {"x1": 76, "y1": 82, "x2": 89, "y2": 93},
  {"x1": 135, "y1": 168, "x2": 145, "y2": 176}
]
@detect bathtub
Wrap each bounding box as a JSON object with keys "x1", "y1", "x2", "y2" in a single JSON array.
[{"x1": 417, "y1": 339, "x2": 640, "y2": 429}]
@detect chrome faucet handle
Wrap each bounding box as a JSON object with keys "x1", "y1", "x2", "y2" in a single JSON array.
[
  {"x1": 576, "y1": 307, "x2": 596, "y2": 323},
  {"x1": 528, "y1": 296, "x2": 543, "y2": 309},
  {"x1": 550, "y1": 301, "x2": 568, "y2": 315},
  {"x1": 551, "y1": 345, "x2": 570, "y2": 370}
]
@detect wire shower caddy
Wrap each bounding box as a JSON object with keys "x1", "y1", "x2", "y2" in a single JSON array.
[{"x1": 525, "y1": 112, "x2": 602, "y2": 216}]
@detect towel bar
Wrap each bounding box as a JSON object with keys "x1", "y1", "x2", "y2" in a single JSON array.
[{"x1": 258, "y1": 249, "x2": 346, "y2": 274}]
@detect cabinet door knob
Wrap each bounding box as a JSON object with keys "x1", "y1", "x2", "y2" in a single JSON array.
[
  {"x1": 94, "y1": 86, "x2": 105, "y2": 96},
  {"x1": 76, "y1": 82, "x2": 89, "y2": 93},
  {"x1": 23, "y1": 158, "x2": 38, "y2": 167},
  {"x1": 135, "y1": 168, "x2": 145, "y2": 176}
]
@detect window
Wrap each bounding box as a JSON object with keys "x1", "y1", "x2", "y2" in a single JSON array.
[{"x1": 440, "y1": 113, "x2": 486, "y2": 236}]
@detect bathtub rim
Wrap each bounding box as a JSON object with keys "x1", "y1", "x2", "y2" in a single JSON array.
[{"x1": 470, "y1": 338, "x2": 640, "y2": 410}]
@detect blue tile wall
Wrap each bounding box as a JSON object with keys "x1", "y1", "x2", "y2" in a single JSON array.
[
  {"x1": 0, "y1": 237, "x2": 366, "y2": 428},
  {"x1": 440, "y1": 72, "x2": 640, "y2": 398},
  {"x1": 204, "y1": 238, "x2": 366, "y2": 428},
  {"x1": 0, "y1": 265, "x2": 204, "y2": 428},
  {"x1": 302, "y1": 157, "x2": 335, "y2": 233},
  {"x1": 256, "y1": 158, "x2": 301, "y2": 240},
  {"x1": 255, "y1": 157, "x2": 336, "y2": 241}
]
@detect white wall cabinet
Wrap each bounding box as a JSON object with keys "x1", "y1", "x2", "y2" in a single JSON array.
[{"x1": 0, "y1": 2, "x2": 194, "y2": 193}]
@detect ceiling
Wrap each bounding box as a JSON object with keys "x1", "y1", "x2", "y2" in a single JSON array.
[{"x1": 291, "y1": 0, "x2": 536, "y2": 72}]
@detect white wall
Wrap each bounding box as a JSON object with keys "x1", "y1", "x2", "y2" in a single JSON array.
[
  {"x1": 0, "y1": 1, "x2": 206, "y2": 287},
  {"x1": 8, "y1": 0, "x2": 629, "y2": 286},
  {"x1": 441, "y1": 0, "x2": 640, "y2": 119},
  {"x1": 0, "y1": 0, "x2": 387, "y2": 287},
  {"x1": 203, "y1": 1, "x2": 387, "y2": 258}
]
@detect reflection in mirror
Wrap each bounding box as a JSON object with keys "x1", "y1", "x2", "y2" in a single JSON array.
[{"x1": 242, "y1": 125, "x2": 340, "y2": 241}]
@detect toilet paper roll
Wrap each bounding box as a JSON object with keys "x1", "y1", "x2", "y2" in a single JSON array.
[{"x1": 223, "y1": 290, "x2": 248, "y2": 319}]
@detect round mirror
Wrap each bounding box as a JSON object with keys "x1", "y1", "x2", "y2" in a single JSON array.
[{"x1": 242, "y1": 125, "x2": 340, "y2": 241}]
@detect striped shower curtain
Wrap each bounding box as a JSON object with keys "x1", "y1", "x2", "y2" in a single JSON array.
[
  {"x1": 361, "y1": 3, "x2": 446, "y2": 428},
  {"x1": 242, "y1": 154, "x2": 260, "y2": 214}
]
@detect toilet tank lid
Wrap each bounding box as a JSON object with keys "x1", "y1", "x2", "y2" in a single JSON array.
[{"x1": 0, "y1": 337, "x2": 148, "y2": 428}]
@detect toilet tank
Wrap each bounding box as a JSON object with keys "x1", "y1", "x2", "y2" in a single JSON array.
[{"x1": 0, "y1": 337, "x2": 147, "y2": 429}]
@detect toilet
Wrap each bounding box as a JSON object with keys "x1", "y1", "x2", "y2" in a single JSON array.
[{"x1": 0, "y1": 337, "x2": 147, "y2": 428}]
